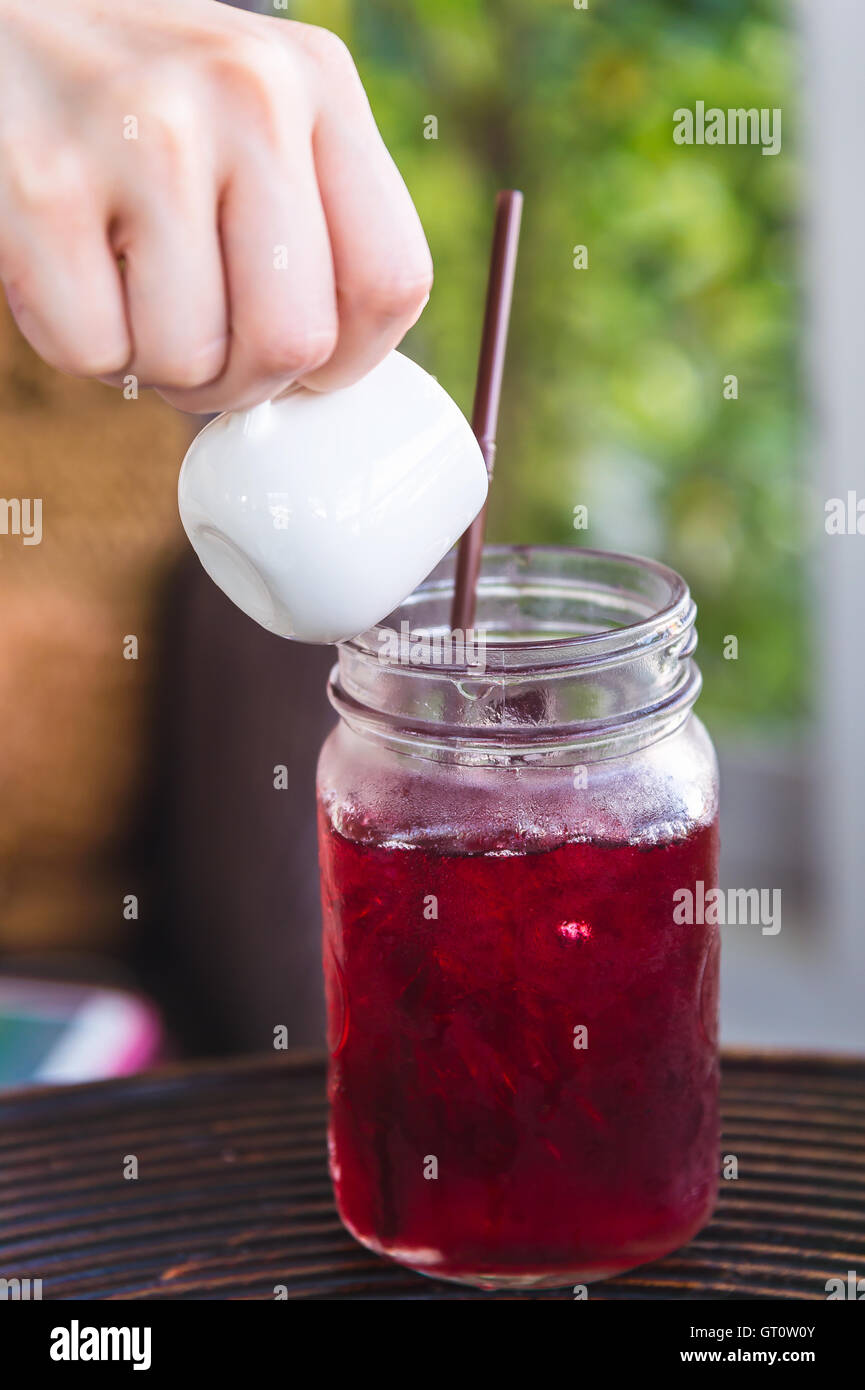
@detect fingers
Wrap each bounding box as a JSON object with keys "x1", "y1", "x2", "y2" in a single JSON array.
[
  {"x1": 158, "y1": 80, "x2": 338, "y2": 414},
  {"x1": 0, "y1": 152, "x2": 129, "y2": 378},
  {"x1": 113, "y1": 128, "x2": 228, "y2": 393},
  {"x1": 286, "y1": 27, "x2": 433, "y2": 393},
  {"x1": 0, "y1": 21, "x2": 431, "y2": 413}
]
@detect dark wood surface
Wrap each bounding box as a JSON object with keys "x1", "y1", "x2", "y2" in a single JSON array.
[{"x1": 1, "y1": 1052, "x2": 862, "y2": 1300}]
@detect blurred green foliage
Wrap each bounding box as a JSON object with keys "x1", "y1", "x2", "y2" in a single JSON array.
[{"x1": 292, "y1": 0, "x2": 804, "y2": 732}]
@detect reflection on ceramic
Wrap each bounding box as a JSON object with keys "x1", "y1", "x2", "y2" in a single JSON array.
[{"x1": 177, "y1": 351, "x2": 488, "y2": 644}]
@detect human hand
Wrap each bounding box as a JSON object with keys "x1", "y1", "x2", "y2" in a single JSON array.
[{"x1": 0, "y1": 0, "x2": 433, "y2": 412}]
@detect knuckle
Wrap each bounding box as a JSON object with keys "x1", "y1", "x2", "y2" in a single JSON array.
[
  {"x1": 2, "y1": 140, "x2": 91, "y2": 219},
  {"x1": 58, "y1": 344, "x2": 129, "y2": 379},
  {"x1": 151, "y1": 357, "x2": 223, "y2": 393},
  {"x1": 349, "y1": 262, "x2": 433, "y2": 322},
  {"x1": 124, "y1": 87, "x2": 201, "y2": 180},
  {"x1": 206, "y1": 37, "x2": 300, "y2": 130},
  {"x1": 257, "y1": 322, "x2": 338, "y2": 378},
  {"x1": 301, "y1": 26, "x2": 357, "y2": 75},
  {"x1": 215, "y1": 32, "x2": 284, "y2": 80},
  {"x1": 143, "y1": 107, "x2": 194, "y2": 162}
]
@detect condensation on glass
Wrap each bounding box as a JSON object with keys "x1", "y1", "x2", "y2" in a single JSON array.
[{"x1": 317, "y1": 547, "x2": 720, "y2": 1290}]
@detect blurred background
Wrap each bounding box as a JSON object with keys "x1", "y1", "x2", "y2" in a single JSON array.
[{"x1": 0, "y1": 0, "x2": 862, "y2": 1085}]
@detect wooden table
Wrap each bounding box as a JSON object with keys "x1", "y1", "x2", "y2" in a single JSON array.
[{"x1": 1, "y1": 1052, "x2": 862, "y2": 1300}]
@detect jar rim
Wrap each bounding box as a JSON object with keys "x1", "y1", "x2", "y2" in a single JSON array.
[
  {"x1": 341, "y1": 544, "x2": 694, "y2": 673},
  {"x1": 330, "y1": 545, "x2": 701, "y2": 763}
]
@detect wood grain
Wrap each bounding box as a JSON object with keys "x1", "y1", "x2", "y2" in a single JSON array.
[{"x1": 0, "y1": 1052, "x2": 862, "y2": 1300}]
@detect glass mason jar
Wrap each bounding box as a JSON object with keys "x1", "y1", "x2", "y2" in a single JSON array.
[{"x1": 317, "y1": 546, "x2": 720, "y2": 1290}]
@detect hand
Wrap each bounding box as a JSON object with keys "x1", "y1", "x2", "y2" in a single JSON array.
[{"x1": 0, "y1": 0, "x2": 433, "y2": 412}]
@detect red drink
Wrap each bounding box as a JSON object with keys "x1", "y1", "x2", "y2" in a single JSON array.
[
  {"x1": 318, "y1": 545, "x2": 720, "y2": 1288},
  {"x1": 319, "y1": 809, "x2": 720, "y2": 1288}
]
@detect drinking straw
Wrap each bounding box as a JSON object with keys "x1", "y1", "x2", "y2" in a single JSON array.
[{"x1": 449, "y1": 188, "x2": 523, "y2": 632}]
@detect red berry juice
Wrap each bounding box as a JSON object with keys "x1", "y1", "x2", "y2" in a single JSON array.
[{"x1": 319, "y1": 806, "x2": 720, "y2": 1288}]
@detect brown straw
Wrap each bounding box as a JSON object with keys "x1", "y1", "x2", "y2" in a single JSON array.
[{"x1": 450, "y1": 189, "x2": 523, "y2": 632}]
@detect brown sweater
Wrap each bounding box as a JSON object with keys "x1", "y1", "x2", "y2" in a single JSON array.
[{"x1": 0, "y1": 303, "x2": 190, "y2": 950}]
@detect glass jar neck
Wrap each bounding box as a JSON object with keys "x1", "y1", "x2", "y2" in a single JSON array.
[{"x1": 328, "y1": 546, "x2": 702, "y2": 767}]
